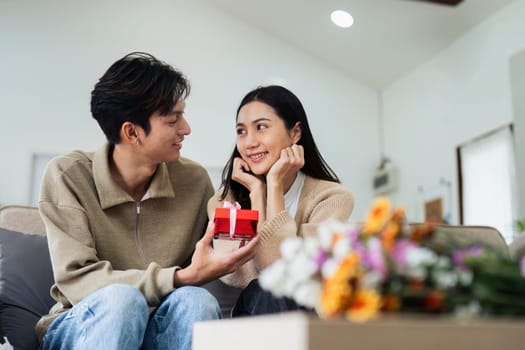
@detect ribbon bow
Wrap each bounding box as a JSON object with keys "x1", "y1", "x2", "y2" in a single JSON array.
[{"x1": 224, "y1": 201, "x2": 241, "y2": 239}]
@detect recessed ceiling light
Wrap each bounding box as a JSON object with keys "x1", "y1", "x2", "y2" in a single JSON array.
[{"x1": 330, "y1": 10, "x2": 354, "y2": 28}]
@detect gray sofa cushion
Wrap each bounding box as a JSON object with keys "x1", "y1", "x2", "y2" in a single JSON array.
[
  {"x1": 0, "y1": 227, "x2": 55, "y2": 349},
  {"x1": 202, "y1": 279, "x2": 242, "y2": 317}
]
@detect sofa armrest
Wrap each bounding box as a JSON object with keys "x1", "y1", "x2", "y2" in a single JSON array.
[{"x1": 0, "y1": 205, "x2": 45, "y2": 235}]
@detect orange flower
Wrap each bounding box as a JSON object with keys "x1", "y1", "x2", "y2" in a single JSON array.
[
  {"x1": 391, "y1": 207, "x2": 405, "y2": 221},
  {"x1": 362, "y1": 197, "x2": 391, "y2": 235},
  {"x1": 320, "y1": 253, "x2": 360, "y2": 317},
  {"x1": 330, "y1": 232, "x2": 343, "y2": 249},
  {"x1": 410, "y1": 223, "x2": 435, "y2": 242},
  {"x1": 346, "y1": 289, "x2": 382, "y2": 322},
  {"x1": 382, "y1": 293, "x2": 401, "y2": 312},
  {"x1": 337, "y1": 252, "x2": 360, "y2": 276},
  {"x1": 381, "y1": 221, "x2": 400, "y2": 252},
  {"x1": 320, "y1": 277, "x2": 352, "y2": 317}
]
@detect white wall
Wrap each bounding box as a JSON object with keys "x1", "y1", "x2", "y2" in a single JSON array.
[
  {"x1": 510, "y1": 49, "x2": 525, "y2": 220},
  {"x1": 0, "y1": 0, "x2": 378, "y2": 219},
  {"x1": 382, "y1": 0, "x2": 525, "y2": 226}
]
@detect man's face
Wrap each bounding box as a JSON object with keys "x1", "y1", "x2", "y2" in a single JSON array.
[{"x1": 140, "y1": 100, "x2": 191, "y2": 164}]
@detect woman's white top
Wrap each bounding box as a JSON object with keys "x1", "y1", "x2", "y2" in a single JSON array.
[{"x1": 284, "y1": 171, "x2": 305, "y2": 218}]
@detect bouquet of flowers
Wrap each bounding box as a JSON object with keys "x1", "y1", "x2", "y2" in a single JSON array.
[{"x1": 259, "y1": 197, "x2": 525, "y2": 322}]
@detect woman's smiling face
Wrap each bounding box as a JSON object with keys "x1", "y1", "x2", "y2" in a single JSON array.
[{"x1": 236, "y1": 101, "x2": 298, "y2": 176}]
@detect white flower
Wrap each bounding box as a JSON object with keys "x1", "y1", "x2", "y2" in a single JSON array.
[
  {"x1": 436, "y1": 256, "x2": 451, "y2": 269},
  {"x1": 321, "y1": 257, "x2": 339, "y2": 279},
  {"x1": 288, "y1": 252, "x2": 318, "y2": 281},
  {"x1": 303, "y1": 236, "x2": 321, "y2": 257},
  {"x1": 281, "y1": 274, "x2": 301, "y2": 297},
  {"x1": 433, "y1": 270, "x2": 458, "y2": 289},
  {"x1": 332, "y1": 237, "x2": 352, "y2": 259},
  {"x1": 318, "y1": 219, "x2": 350, "y2": 250},
  {"x1": 280, "y1": 237, "x2": 304, "y2": 261},
  {"x1": 293, "y1": 279, "x2": 322, "y2": 309},
  {"x1": 393, "y1": 245, "x2": 436, "y2": 279},
  {"x1": 259, "y1": 260, "x2": 288, "y2": 294},
  {"x1": 362, "y1": 270, "x2": 382, "y2": 289},
  {"x1": 405, "y1": 266, "x2": 426, "y2": 279},
  {"x1": 405, "y1": 247, "x2": 437, "y2": 268},
  {"x1": 457, "y1": 269, "x2": 473, "y2": 286}
]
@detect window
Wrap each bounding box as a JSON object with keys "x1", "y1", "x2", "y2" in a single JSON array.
[
  {"x1": 457, "y1": 125, "x2": 518, "y2": 243},
  {"x1": 29, "y1": 153, "x2": 56, "y2": 205}
]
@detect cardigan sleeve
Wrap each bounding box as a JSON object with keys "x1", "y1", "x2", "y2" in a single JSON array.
[
  {"x1": 256, "y1": 180, "x2": 354, "y2": 269},
  {"x1": 297, "y1": 190, "x2": 355, "y2": 238}
]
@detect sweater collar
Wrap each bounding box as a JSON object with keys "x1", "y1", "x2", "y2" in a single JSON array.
[{"x1": 93, "y1": 143, "x2": 176, "y2": 209}]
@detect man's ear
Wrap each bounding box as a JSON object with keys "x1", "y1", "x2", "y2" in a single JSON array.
[
  {"x1": 121, "y1": 121, "x2": 139, "y2": 144},
  {"x1": 291, "y1": 122, "x2": 302, "y2": 144}
]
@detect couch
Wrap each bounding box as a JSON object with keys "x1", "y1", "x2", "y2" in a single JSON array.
[
  {"x1": 1, "y1": 204, "x2": 523, "y2": 350},
  {"x1": 0, "y1": 204, "x2": 242, "y2": 350}
]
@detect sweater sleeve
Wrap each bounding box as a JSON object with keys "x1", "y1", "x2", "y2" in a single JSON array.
[
  {"x1": 298, "y1": 190, "x2": 355, "y2": 238},
  {"x1": 256, "y1": 181, "x2": 355, "y2": 269}
]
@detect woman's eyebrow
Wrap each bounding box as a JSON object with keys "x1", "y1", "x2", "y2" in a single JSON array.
[{"x1": 236, "y1": 117, "x2": 271, "y2": 127}]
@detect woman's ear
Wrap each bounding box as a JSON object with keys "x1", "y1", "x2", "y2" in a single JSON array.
[{"x1": 291, "y1": 122, "x2": 302, "y2": 143}]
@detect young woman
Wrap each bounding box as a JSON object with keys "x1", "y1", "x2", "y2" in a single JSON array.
[{"x1": 208, "y1": 85, "x2": 354, "y2": 316}]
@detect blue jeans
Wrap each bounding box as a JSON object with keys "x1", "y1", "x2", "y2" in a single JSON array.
[{"x1": 41, "y1": 284, "x2": 221, "y2": 350}]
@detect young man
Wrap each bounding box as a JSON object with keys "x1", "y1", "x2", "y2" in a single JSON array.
[{"x1": 36, "y1": 52, "x2": 258, "y2": 349}]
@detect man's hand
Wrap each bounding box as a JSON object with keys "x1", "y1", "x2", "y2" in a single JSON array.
[{"x1": 173, "y1": 222, "x2": 259, "y2": 287}]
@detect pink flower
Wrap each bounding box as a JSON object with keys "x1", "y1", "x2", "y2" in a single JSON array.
[
  {"x1": 520, "y1": 256, "x2": 525, "y2": 278},
  {"x1": 391, "y1": 239, "x2": 417, "y2": 268},
  {"x1": 347, "y1": 226, "x2": 360, "y2": 244},
  {"x1": 315, "y1": 250, "x2": 329, "y2": 270},
  {"x1": 364, "y1": 238, "x2": 387, "y2": 280},
  {"x1": 452, "y1": 246, "x2": 484, "y2": 269}
]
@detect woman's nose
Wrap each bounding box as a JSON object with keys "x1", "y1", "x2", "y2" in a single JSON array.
[{"x1": 244, "y1": 131, "x2": 259, "y2": 148}]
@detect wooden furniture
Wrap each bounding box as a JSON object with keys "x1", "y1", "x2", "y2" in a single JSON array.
[{"x1": 193, "y1": 311, "x2": 525, "y2": 350}]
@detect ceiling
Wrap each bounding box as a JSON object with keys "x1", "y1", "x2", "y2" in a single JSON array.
[{"x1": 201, "y1": 0, "x2": 516, "y2": 89}]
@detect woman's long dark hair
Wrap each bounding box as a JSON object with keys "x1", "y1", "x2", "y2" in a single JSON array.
[{"x1": 220, "y1": 85, "x2": 340, "y2": 208}]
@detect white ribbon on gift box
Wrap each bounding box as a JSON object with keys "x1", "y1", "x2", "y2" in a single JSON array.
[{"x1": 223, "y1": 201, "x2": 241, "y2": 239}]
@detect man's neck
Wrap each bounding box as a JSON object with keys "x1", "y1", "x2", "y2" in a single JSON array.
[{"x1": 109, "y1": 145, "x2": 157, "y2": 201}]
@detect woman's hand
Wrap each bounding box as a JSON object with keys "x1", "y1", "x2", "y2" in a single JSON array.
[
  {"x1": 264, "y1": 144, "x2": 304, "y2": 220},
  {"x1": 231, "y1": 157, "x2": 265, "y2": 193},
  {"x1": 173, "y1": 222, "x2": 259, "y2": 286},
  {"x1": 266, "y1": 144, "x2": 304, "y2": 190}
]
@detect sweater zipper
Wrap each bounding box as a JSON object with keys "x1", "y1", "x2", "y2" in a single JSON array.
[{"x1": 135, "y1": 202, "x2": 147, "y2": 265}]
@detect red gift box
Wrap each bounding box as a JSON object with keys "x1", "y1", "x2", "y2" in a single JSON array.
[{"x1": 213, "y1": 207, "x2": 258, "y2": 240}]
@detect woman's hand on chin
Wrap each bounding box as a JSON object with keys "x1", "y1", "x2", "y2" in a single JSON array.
[
  {"x1": 266, "y1": 144, "x2": 304, "y2": 190},
  {"x1": 232, "y1": 157, "x2": 265, "y2": 192}
]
